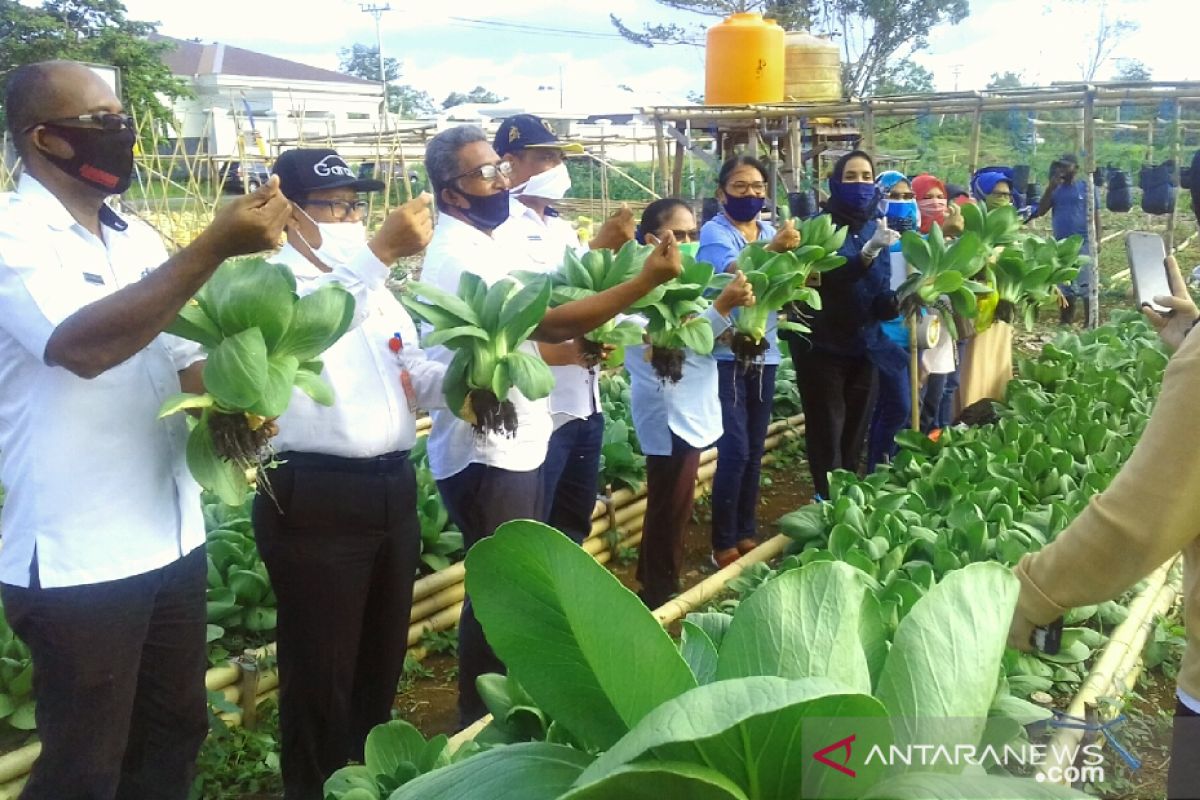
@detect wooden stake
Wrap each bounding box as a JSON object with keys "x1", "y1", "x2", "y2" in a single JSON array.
[
  {"x1": 1082, "y1": 87, "x2": 1100, "y2": 329},
  {"x1": 654, "y1": 116, "x2": 671, "y2": 193},
  {"x1": 968, "y1": 104, "x2": 983, "y2": 176},
  {"x1": 1166, "y1": 98, "x2": 1184, "y2": 251}
]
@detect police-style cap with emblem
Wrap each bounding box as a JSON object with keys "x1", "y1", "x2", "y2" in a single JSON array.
[
  {"x1": 493, "y1": 114, "x2": 585, "y2": 157},
  {"x1": 272, "y1": 148, "x2": 385, "y2": 201}
]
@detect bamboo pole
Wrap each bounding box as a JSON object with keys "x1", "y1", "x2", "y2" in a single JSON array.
[
  {"x1": 1036, "y1": 558, "x2": 1180, "y2": 784},
  {"x1": 654, "y1": 117, "x2": 671, "y2": 194},
  {"x1": 1165, "y1": 99, "x2": 1184, "y2": 251},
  {"x1": 1083, "y1": 88, "x2": 1100, "y2": 329},
  {"x1": 968, "y1": 105, "x2": 983, "y2": 176}
]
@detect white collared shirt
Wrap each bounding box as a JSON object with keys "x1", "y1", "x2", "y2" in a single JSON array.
[
  {"x1": 624, "y1": 307, "x2": 732, "y2": 456},
  {"x1": 420, "y1": 212, "x2": 553, "y2": 479},
  {"x1": 0, "y1": 175, "x2": 205, "y2": 588},
  {"x1": 497, "y1": 196, "x2": 599, "y2": 426},
  {"x1": 267, "y1": 243, "x2": 444, "y2": 458}
]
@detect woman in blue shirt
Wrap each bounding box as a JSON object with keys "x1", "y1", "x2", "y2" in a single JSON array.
[
  {"x1": 629, "y1": 199, "x2": 755, "y2": 604},
  {"x1": 697, "y1": 156, "x2": 799, "y2": 568},
  {"x1": 779, "y1": 150, "x2": 900, "y2": 500}
]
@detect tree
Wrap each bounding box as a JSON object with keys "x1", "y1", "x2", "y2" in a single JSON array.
[
  {"x1": 610, "y1": 0, "x2": 970, "y2": 98},
  {"x1": 0, "y1": 0, "x2": 190, "y2": 129},
  {"x1": 986, "y1": 72, "x2": 1024, "y2": 90},
  {"x1": 871, "y1": 60, "x2": 934, "y2": 96},
  {"x1": 441, "y1": 86, "x2": 506, "y2": 110},
  {"x1": 1113, "y1": 58, "x2": 1151, "y2": 82},
  {"x1": 1076, "y1": 0, "x2": 1138, "y2": 81},
  {"x1": 338, "y1": 43, "x2": 436, "y2": 119}
]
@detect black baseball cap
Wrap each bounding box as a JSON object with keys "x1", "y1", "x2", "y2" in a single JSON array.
[
  {"x1": 272, "y1": 148, "x2": 384, "y2": 201},
  {"x1": 493, "y1": 114, "x2": 584, "y2": 157}
]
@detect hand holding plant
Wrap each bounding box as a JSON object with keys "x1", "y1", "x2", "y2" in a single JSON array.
[
  {"x1": 371, "y1": 192, "x2": 434, "y2": 263},
  {"x1": 714, "y1": 270, "x2": 755, "y2": 316},
  {"x1": 198, "y1": 175, "x2": 292, "y2": 260},
  {"x1": 765, "y1": 217, "x2": 800, "y2": 253}
]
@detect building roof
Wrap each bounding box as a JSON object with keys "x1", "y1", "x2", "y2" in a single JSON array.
[{"x1": 151, "y1": 33, "x2": 375, "y2": 87}]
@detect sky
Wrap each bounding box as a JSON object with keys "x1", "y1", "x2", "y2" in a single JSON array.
[{"x1": 116, "y1": 0, "x2": 1191, "y2": 110}]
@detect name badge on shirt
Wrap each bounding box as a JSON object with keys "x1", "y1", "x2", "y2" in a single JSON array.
[{"x1": 82, "y1": 272, "x2": 106, "y2": 285}]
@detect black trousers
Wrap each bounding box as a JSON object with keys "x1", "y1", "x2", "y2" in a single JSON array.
[
  {"x1": 542, "y1": 413, "x2": 605, "y2": 544},
  {"x1": 639, "y1": 434, "x2": 703, "y2": 609},
  {"x1": 1170, "y1": 700, "x2": 1200, "y2": 799},
  {"x1": 1, "y1": 548, "x2": 208, "y2": 800},
  {"x1": 437, "y1": 463, "x2": 545, "y2": 727},
  {"x1": 253, "y1": 451, "x2": 421, "y2": 800},
  {"x1": 789, "y1": 343, "x2": 877, "y2": 499}
]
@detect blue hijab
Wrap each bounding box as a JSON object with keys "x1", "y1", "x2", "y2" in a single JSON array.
[{"x1": 877, "y1": 170, "x2": 919, "y2": 234}]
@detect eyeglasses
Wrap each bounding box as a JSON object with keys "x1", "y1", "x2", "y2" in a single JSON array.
[
  {"x1": 26, "y1": 113, "x2": 134, "y2": 133},
  {"x1": 889, "y1": 192, "x2": 916, "y2": 200},
  {"x1": 453, "y1": 161, "x2": 513, "y2": 185},
  {"x1": 303, "y1": 199, "x2": 369, "y2": 221},
  {"x1": 665, "y1": 228, "x2": 700, "y2": 242},
  {"x1": 726, "y1": 181, "x2": 768, "y2": 195}
]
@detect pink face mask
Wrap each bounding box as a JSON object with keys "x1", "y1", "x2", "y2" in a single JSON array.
[{"x1": 918, "y1": 197, "x2": 948, "y2": 223}]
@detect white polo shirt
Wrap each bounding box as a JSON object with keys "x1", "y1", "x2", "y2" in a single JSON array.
[
  {"x1": 0, "y1": 175, "x2": 205, "y2": 588},
  {"x1": 420, "y1": 212, "x2": 553, "y2": 480},
  {"x1": 268, "y1": 243, "x2": 445, "y2": 459},
  {"x1": 497, "y1": 196, "x2": 599, "y2": 427}
]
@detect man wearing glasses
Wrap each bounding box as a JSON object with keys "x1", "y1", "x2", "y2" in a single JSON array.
[
  {"x1": 420, "y1": 125, "x2": 682, "y2": 725},
  {"x1": 260, "y1": 148, "x2": 437, "y2": 799},
  {"x1": 0, "y1": 61, "x2": 290, "y2": 798},
  {"x1": 493, "y1": 115, "x2": 636, "y2": 549}
]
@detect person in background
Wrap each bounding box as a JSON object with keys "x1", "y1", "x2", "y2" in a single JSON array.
[
  {"x1": 420, "y1": 125, "x2": 681, "y2": 726},
  {"x1": 697, "y1": 155, "x2": 800, "y2": 568},
  {"x1": 912, "y1": 173, "x2": 964, "y2": 432},
  {"x1": 971, "y1": 166, "x2": 1017, "y2": 211},
  {"x1": 1027, "y1": 154, "x2": 1102, "y2": 325},
  {"x1": 255, "y1": 148, "x2": 435, "y2": 800},
  {"x1": 0, "y1": 60, "x2": 289, "y2": 799},
  {"x1": 780, "y1": 150, "x2": 900, "y2": 500},
  {"x1": 494, "y1": 114, "x2": 635, "y2": 545},
  {"x1": 628, "y1": 200, "x2": 756, "y2": 606},
  {"x1": 1007, "y1": 254, "x2": 1200, "y2": 800},
  {"x1": 866, "y1": 171, "x2": 916, "y2": 470}
]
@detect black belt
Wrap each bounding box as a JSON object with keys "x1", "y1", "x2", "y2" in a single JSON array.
[{"x1": 272, "y1": 450, "x2": 410, "y2": 475}]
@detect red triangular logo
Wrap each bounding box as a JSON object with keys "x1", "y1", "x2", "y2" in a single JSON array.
[{"x1": 813, "y1": 734, "x2": 857, "y2": 778}]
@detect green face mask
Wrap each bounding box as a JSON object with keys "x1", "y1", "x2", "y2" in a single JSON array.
[
  {"x1": 985, "y1": 194, "x2": 1013, "y2": 210},
  {"x1": 678, "y1": 242, "x2": 700, "y2": 258}
]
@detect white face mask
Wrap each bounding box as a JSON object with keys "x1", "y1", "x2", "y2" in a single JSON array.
[
  {"x1": 514, "y1": 161, "x2": 572, "y2": 201},
  {"x1": 295, "y1": 207, "x2": 367, "y2": 269}
]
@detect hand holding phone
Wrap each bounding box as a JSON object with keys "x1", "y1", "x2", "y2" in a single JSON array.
[
  {"x1": 1127, "y1": 232, "x2": 1172, "y2": 313},
  {"x1": 1140, "y1": 252, "x2": 1200, "y2": 352}
]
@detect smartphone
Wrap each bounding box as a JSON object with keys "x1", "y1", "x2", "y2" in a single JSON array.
[{"x1": 1126, "y1": 231, "x2": 1171, "y2": 313}]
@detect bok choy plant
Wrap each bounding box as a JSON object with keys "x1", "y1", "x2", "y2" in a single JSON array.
[
  {"x1": 159, "y1": 257, "x2": 355, "y2": 506},
  {"x1": 400, "y1": 272, "x2": 554, "y2": 437}
]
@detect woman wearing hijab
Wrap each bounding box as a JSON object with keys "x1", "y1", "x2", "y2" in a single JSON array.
[
  {"x1": 780, "y1": 151, "x2": 900, "y2": 500},
  {"x1": 912, "y1": 173, "x2": 965, "y2": 431},
  {"x1": 866, "y1": 171, "x2": 918, "y2": 470},
  {"x1": 971, "y1": 167, "x2": 1018, "y2": 210},
  {"x1": 698, "y1": 155, "x2": 799, "y2": 568}
]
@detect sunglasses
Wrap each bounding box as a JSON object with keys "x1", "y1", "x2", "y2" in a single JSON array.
[{"x1": 26, "y1": 113, "x2": 134, "y2": 133}]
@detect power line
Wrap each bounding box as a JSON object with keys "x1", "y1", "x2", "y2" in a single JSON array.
[{"x1": 444, "y1": 15, "x2": 700, "y2": 46}]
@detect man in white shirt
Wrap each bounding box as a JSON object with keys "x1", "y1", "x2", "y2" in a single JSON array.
[
  {"x1": 494, "y1": 115, "x2": 636, "y2": 546},
  {"x1": 257, "y1": 148, "x2": 435, "y2": 800},
  {"x1": 0, "y1": 61, "x2": 289, "y2": 799},
  {"x1": 420, "y1": 125, "x2": 681, "y2": 726}
]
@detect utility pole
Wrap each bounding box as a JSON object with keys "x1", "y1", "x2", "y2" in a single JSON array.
[{"x1": 360, "y1": 3, "x2": 392, "y2": 128}]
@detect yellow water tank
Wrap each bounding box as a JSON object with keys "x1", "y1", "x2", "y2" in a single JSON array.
[
  {"x1": 705, "y1": 13, "x2": 785, "y2": 105},
  {"x1": 784, "y1": 31, "x2": 842, "y2": 103}
]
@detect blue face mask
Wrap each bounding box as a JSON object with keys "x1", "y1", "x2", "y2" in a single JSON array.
[
  {"x1": 455, "y1": 188, "x2": 511, "y2": 231},
  {"x1": 833, "y1": 182, "x2": 879, "y2": 214},
  {"x1": 722, "y1": 195, "x2": 766, "y2": 223},
  {"x1": 884, "y1": 199, "x2": 919, "y2": 233}
]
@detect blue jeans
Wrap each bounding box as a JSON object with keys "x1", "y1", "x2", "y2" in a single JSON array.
[
  {"x1": 711, "y1": 362, "x2": 777, "y2": 552},
  {"x1": 867, "y1": 360, "x2": 911, "y2": 471},
  {"x1": 542, "y1": 413, "x2": 605, "y2": 545},
  {"x1": 921, "y1": 372, "x2": 948, "y2": 432}
]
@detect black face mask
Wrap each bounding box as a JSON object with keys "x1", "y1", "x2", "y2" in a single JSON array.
[{"x1": 39, "y1": 124, "x2": 136, "y2": 195}]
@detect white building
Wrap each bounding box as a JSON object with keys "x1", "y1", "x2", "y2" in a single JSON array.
[{"x1": 152, "y1": 34, "x2": 385, "y2": 157}]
